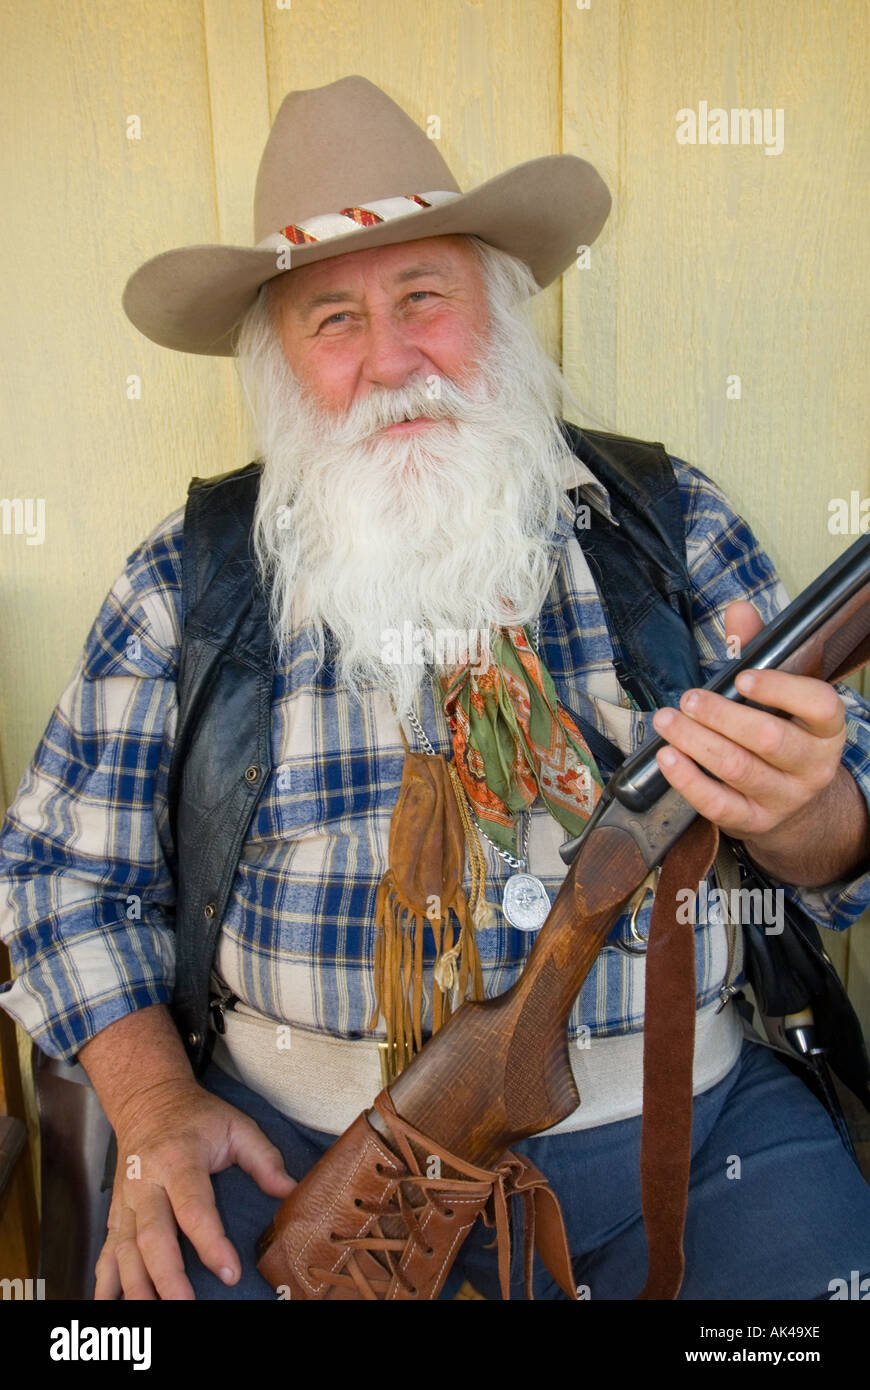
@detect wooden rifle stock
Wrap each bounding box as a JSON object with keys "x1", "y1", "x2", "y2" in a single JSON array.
[{"x1": 381, "y1": 826, "x2": 645, "y2": 1164}]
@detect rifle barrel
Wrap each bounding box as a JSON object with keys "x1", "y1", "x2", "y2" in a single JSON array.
[{"x1": 586, "y1": 532, "x2": 870, "y2": 818}]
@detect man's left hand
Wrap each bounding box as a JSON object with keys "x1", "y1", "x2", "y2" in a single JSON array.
[{"x1": 651, "y1": 600, "x2": 868, "y2": 887}]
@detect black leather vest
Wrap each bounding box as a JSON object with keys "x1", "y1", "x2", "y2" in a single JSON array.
[{"x1": 165, "y1": 423, "x2": 702, "y2": 1073}]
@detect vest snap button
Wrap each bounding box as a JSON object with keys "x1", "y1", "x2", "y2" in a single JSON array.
[
  {"x1": 244, "y1": 764, "x2": 260, "y2": 783},
  {"x1": 203, "y1": 902, "x2": 216, "y2": 919},
  {"x1": 188, "y1": 1031, "x2": 201, "y2": 1048}
]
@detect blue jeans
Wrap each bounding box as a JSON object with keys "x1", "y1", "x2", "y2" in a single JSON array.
[{"x1": 179, "y1": 1036, "x2": 870, "y2": 1300}]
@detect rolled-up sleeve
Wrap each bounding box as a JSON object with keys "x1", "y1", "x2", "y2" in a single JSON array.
[
  {"x1": 673, "y1": 455, "x2": 870, "y2": 931},
  {"x1": 0, "y1": 506, "x2": 185, "y2": 1058}
]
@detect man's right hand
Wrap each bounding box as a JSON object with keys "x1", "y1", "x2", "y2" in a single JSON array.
[{"x1": 94, "y1": 1077, "x2": 297, "y2": 1299}]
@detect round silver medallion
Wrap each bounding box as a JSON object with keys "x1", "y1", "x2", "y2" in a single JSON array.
[{"x1": 502, "y1": 873, "x2": 551, "y2": 932}]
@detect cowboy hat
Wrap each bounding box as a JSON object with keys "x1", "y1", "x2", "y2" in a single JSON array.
[{"x1": 122, "y1": 75, "x2": 611, "y2": 357}]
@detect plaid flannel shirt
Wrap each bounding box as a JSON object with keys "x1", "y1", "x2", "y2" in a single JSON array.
[{"x1": 2, "y1": 454, "x2": 870, "y2": 1060}]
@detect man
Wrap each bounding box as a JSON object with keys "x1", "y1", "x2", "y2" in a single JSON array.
[{"x1": 2, "y1": 76, "x2": 870, "y2": 1301}]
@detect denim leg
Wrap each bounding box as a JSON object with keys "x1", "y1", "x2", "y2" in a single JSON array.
[
  {"x1": 457, "y1": 1038, "x2": 870, "y2": 1301},
  {"x1": 675, "y1": 1039, "x2": 870, "y2": 1301}
]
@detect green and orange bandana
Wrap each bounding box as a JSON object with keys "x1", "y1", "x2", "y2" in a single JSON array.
[{"x1": 440, "y1": 625, "x2": 605, "y2": 855}]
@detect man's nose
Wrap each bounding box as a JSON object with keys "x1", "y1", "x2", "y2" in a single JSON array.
[{"x1": 359, "y1": 314, "x2": 427, "y2": 390}]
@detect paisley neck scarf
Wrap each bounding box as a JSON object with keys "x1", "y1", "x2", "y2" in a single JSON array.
[{"x1": 440, "y1": 624, "x2": 604, "y2": 856}]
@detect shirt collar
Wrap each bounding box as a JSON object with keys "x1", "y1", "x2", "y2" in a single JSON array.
[{"x1": 552, "y1": 451, "x2": 616, "y2": 545}]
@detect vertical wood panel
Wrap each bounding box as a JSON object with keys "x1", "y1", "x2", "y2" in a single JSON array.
[
  {"x1": 0, "y1": 0, "x2": 246, "y2": 786},
  {"x1": 563, "y1": 0, "x2": 869, "y2": 596},
  {"x1": 203, "y1": 0, "x2": 271, "y2": 246},
  {"x1": 561, "y1": 0, "x2": 621, "y2": 428},
  {"x1": 201, "y1": 0, "x2": 273, "y2": 490}
]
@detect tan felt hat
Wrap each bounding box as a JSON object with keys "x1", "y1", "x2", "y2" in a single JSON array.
[{"x1": 122, "y1": 75, "x2": 612, "y2": 356}]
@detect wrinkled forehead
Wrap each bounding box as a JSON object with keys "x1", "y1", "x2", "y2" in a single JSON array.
[{"x1": 267, "y1": 233, "x2": 483, "y2": 313}]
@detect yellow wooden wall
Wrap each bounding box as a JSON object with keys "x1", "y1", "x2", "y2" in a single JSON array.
[{"x1": 1, "y1": 0, "x2": 869, "y2": 1192}]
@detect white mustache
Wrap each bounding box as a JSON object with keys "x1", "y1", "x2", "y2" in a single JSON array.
[{"x1": 305, "y1": 374, "x2": 492, "y2": 448}]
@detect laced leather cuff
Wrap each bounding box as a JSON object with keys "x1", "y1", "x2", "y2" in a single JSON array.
[{"x1": 257, "y1": 1087, "x2": 577, "y2": 1301}]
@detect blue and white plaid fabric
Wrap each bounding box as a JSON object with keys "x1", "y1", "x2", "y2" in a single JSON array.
[{"x1": 2, "y1": 454, "x2": 869, "y2": 1059}]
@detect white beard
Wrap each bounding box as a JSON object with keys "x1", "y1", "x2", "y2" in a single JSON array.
[{"x1": 236, "y1": 256, "x2": 580, "y2": 714}]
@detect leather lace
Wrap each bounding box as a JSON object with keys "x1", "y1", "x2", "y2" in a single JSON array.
[{"x1": 306, "y1": 1089, "x2": 575, "y2": 1300}]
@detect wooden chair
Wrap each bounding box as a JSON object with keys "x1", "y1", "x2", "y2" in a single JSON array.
[
  {"x1": 32, "y1": 1042, "x2": 112, "y2": 1299},
  {"x1": 0, "y1": 946, "x2": 39, "y2": 1290}
]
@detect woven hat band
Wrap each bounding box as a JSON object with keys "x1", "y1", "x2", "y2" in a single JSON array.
[{"x1": 255, "y1": 190, "x2": 461, "y2": 250}]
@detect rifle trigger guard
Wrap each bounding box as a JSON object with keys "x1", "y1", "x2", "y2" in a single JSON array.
[{"x1": 613, "y1": 867, "x2": 659, "y2": 955}]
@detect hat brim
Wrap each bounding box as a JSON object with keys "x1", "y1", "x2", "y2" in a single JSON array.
[{"x1": 122, "y1": 154, "x2": 611, "y2": 356}]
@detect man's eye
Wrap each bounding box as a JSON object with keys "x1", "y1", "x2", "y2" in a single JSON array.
[{"x1": 318, "y1": 293, "x2": 433, "y2": 330}]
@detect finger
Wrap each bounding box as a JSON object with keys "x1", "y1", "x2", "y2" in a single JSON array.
[
  {"x1": 93, "y1": 1230, "x2": 123, "y2": 1301},
  {"x1": 227, "y1": 1116, "x2": 298, "y2": 1198},
  {"x1": 114, "y1": 1205, "x2": 159, "y2": 1302},
  {"x1": 655, "y1": 743, "x2": 770, "y2": 836},
  {"x1": 733, "y1": 668, "x2": 846, "y2": 739},
  {"x1": 670, "y1": 669, "x2": 844, "y2": 776},
  {"x1": 164, "y1": 1164, "x2": 241, "y2": 1288},
  {"x1": 656, "y1": 693, "x2": 832, "y2": 788},
  {"x1": 94, "y1": 1194, "x2": 130, "y2": 1300},
  {"x1": 724, "y1": 599, "x2": 764, "y2": 655},
  {"x1": 653, "y1": 704, "x2": 798, "y2": 812},
  {"x1": 131, "y1": 1181, "x2": 197, "y2": 1301}
]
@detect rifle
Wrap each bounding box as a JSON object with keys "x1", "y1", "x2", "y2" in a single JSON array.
[{"x1": 256, "y1": 532, "x2": 870, "y2": 1300}]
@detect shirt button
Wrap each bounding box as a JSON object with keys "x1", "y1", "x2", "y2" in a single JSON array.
[
  {"x1": 245, "y1": 764, "x2": 260, "y2": 782},
  {"x1": 188, "y1": 1031, "x2": 201, "y2": 1048},
  {"x1": 637, "y1": 718, "x2": 645, "y2": 741},
  {"x1": 203, "y1": 902, "x2": 216, "y2": 919}
]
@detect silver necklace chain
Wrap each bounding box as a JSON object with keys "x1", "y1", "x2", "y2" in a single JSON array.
[{"x1": 404, "y1": 618, "x2": 541, "y2": 872}]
